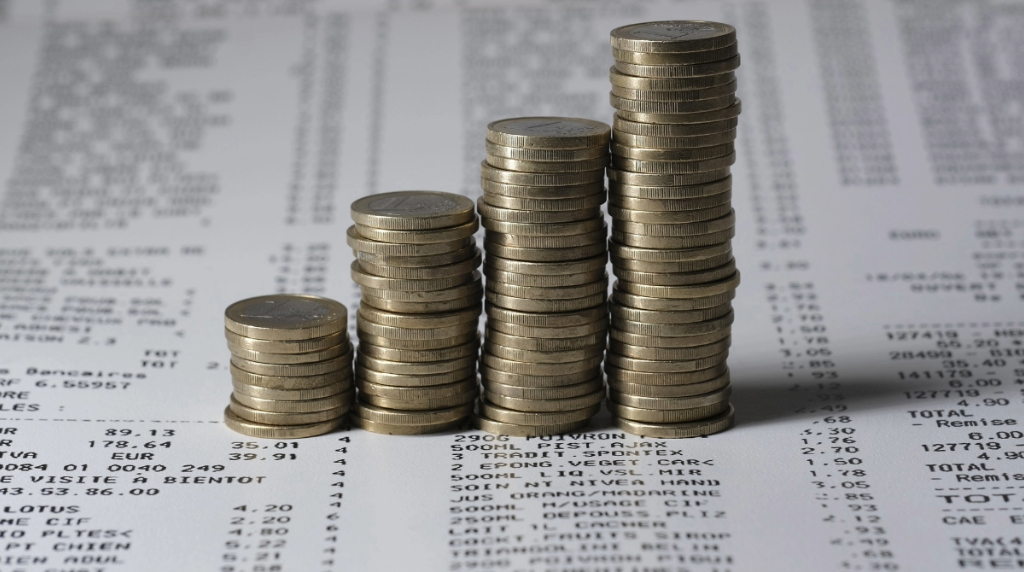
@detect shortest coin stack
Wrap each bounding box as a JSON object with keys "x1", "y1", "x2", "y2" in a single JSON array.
[
  {"x1": 348, "y1": 191, "x2": 483, "y2": 435},
  {"x1": 223, "y1": 294, "x2": 353, "y2": 439}
]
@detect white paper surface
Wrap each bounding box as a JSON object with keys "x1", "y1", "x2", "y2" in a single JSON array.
[{"x1": 0, "y1": 0, "x2": 1022, "y2": 570}]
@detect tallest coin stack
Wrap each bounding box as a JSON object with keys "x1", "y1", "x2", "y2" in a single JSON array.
[{"x1": 605, "y1": 21, "x2": 741, "y2": 438}]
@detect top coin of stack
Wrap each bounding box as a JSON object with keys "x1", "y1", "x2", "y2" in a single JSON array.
[
  {"x1": 604, "y1": 21, "x2": 741, "y2": 438},
  {"x1": 474, "y1": 117, "x2": 612, "y2": 437},
  {"x1": 223, "y1": 294, "x2": 354, "y2": 439},
  {"x1": 348, "y1": 191, "x2": 483, "y2": 435}
]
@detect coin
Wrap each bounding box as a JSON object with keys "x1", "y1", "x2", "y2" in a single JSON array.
[
  {"x1": 612, "y1": 285, "x2": 734, "y2": 310},
  {"x1": 486, "y1": 141, "x2": 607, "y2": 161},
  {"x1": 351, "y1": 415, "x2": 467, "y2": 435},
  {"x1": 483, "y1": 353, "x2": 604, "y2": 376},
  {"x1": 484, "y1": 377, "x2": 604, "y2": 399},
  {"x1": 479, "y1": 198, "x2": 602, "y2": 223},
  {"x1": 486, "y1": 276, "x2": 608, "y2": 300},
  {"x1": 230, "y1": 351, "x2": 352, "y2": 377},
  {"x1": 485, "y1": 266, "x2": 606, "y2": 288},
  {"x1": 609, "y1": 327, "x2": 731, "y2": 349},
  {"x1": 347, "y1": 226, "x2": 474, "y2": 256},
  {"x1": 356, "y1": 316, "x2": 478, "y2": 340},
  {"x1": 356, "y1": 365, "x2": 477, "y2": 387},
  {"x1": 616, "y1": 272, "x2": 740, "y2": 298},
  {"x1": 609, "y1": 67, "x2": 737, "y2": 91},
  {"x1": 607, "y1": 398, "x2": 730, "y2": 423},
  {"x1": 487, "y1": 318, "x2": 608, "y2": 339},
  {"x1": 233, "y1": 389, "x2": 354, "y2": 413},
  {"x1": 613, "y1": 129, "x2": 737, "y2": 149},
  {"x1": 485, "y1": 304, "x2": 608, "y2": 327},
  {"x1": 608, "y1": 372, "x2": 730, "y2": 397},
  {"x1": 225, "y1": 294, "x2": 348, "y2": 341},
  {"x1": 223, "y1": 407, "x2": 345, "y2": 439},
  {"x1": 612, "y1": 260, "x2": 736, "y2": 286},
  {"x1": 610, "y1": 93, "x2": 736, "y2": 114},
  {"x1": 486, "y1": 117, "x2": 611, "y2": 149},
  {"x1": 225, "y1": 330, "x2": 347, "y2": 354},
  {"x1": 614, "y1": 56, "x2": 740, "y2": 79},
  {"x1": 473, "y1": 415, "x2": 589, "y2": 437},
  {"x1": 483, "y1": 241, "x2": 607, "y2": 263},
  {"x1": 611, "y1": 227, "x2": 734, "y2": 249},
  {"x1": 611, "y1": 384, "x2": 731, "y2": 410},
  {"x1": 357, "y1": 336, "x2": 479, "y2": 363},
  {"x1": 357, "y1": 353, "x2": 477, "y2": 375},
  {"x1": 610, "y1": 193, "x2": 733, "y2": 213},
  {"x1": 355, "y1": 244, "x2": 478, "y2": 268},
  {"x1": 357, "y1": 378, "x2": 478, "y2": 400},
  {"x1": 353, "y1": 401, "x2": 474, "y2": 426},
  {"x1": 485, "y1": 328, "x2": 606, "y2": 352},
  {"x1": 616, "y1": 101, "x2": 741, "y2": 124},
  {"x1": 610, "y1": 303, "x2": 732, "y2": 324},
  {"x1": 614, "y1": 405, "x2": 734, "y2": 438},
  {"x1": 486, "y1": 388, "x2": 604, "y2": 413},
  {"x1": 358, "y1": 273, "x2": 482, "y2": 302},
  {"x1": 352, "y1": 261, "x2": 475, "y2": 292},
  {"x1": 229, "y1": 396, "x2": 347, "y2": 425},
  {"x1": 487, "y1": 155, "x2": 608, "y2": 173},
  {"x1": 356, "y1": 331, "x2": 478, "y2": 351},
  {"x1": 480, "y1": 400, "x2": 600, "y2": 426},
  {"x1": 485, "y1": 290, "x2": 607, "y2": 313},
  {"x1": 358, "y1": 305, "x2": 480, "y2": 329},
  {"x1": 606, "y1": 352, "x2": 728, "y2": 373},
  {"x1": 230, "y1": 364, "x2": 351, "y2": 390},
  {"x1": 609, "y1": 337, "x2": 730, "y2": 360},
  {"x1": 608, "y1": 167, "x2": 732, "y2": 187},
  {"x1": 484, "y1": 341, "x2": 605, "y2": 364},
  {"x1": 610, "y1": 21, "x2": 737, "y2": 53},
  {"x1": 481, "y1": 161, "x2": 604, "y2": 186},
  {"x1": 604, "y1": 363, "x2": 728, "y2": 385},
  {"x1": 481, "y1": 364, "x2": 603, "y2": 388},
  {"x1": 612, "y1": 115, "x2": 738, "y2": 137},
  {"x1": 356, "y1": 250, "x2": 482, "y2": 280},
  {"x1": 232, "y1": 379, "x2": 348, "y2": 401},
  {"x1": 609, "y1": 204, "x2": 733, "y2": 224},
  {"x1": 611, "y1": 43, "x2": 738, "y2": 65},
  {"x1": 481, "y1": 179, "x2": 604, "y2": 199},
  {"x1": 227, "y1": 343, "x2": 348, "y2": 365},
  {"x1": 610, "y1": 82, "x2": 737, "y2": 102},
  {"x1": 481, "y1": 191, "x2": 607, "y2": 212},
  {"x1": 351, "y1": 191, "x2": 475, "y2": 230},
  {"x1": 355, "y1": 218, "x2": 479, "y2": 245},
  {"x1": 612, "y1": 152, "x2": 736, "y2": 174},
  {"x1": 609, "y1": 176, "x2": 732, "y2": 198},
  {"x1": 361, "y1": 391, "x2": 477, "y2": 411},
  {"x1": 485, "y1": 254, "x2": 607, "y2": 276},
  {"x1": 610, "y1": 240, "x2": 731, "y2": 261},
  {"x1": 611, "y1": 142, "x2": 734, "y2": 162},
  {"x1": 482, "y1": 217, "x2": 605, "y2": 236},
  {"x1": 484, "y1": 227, "x2": 606, "y2": 249},
  {"x1": 360, "y1": 293, "x2": 482, "y2": 314},
  {"x1": 611, "y1": 252, "x2": 733, "y2": 273}
]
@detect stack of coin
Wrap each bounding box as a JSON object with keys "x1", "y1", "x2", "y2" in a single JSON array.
[
  {"x1": 223, "y1": 294, "x2": 353, "y2": 439},
  {"x1": 604, "y1": 21, "x2": 740, "y2": 438},
  {"x1": 474, "y1": 117, "x2": 611, "y2": 437},
  {"x1": 347, "y1": 191, "x2": 482, "y2": 435}
]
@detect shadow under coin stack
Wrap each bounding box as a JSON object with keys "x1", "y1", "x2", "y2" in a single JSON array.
[
  {"x1": 223, "y1": 295, "x2": 353, "y2": 438},
  {"x1": 348, "y1": 191, "x2": 483, "y2": 435},
  {"x1": 605, "y1": 21, "x2": 741, "y2": 438},
  {"x1": 474, "y1": 117, "x2": 611, "y2": 437}
]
